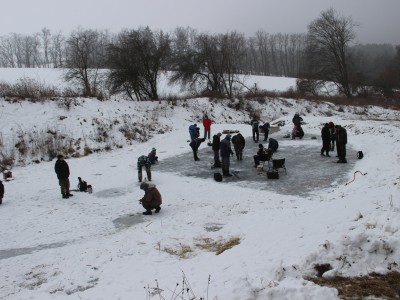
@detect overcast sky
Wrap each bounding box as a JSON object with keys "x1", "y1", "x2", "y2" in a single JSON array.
[{"x1": 1, "y1": 0, "x2": 399, "y2": 44}]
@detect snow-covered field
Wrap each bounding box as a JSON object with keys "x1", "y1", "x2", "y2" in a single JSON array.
[{"x1": 0, "y1": 69, "x2": 400, "y2": 300}]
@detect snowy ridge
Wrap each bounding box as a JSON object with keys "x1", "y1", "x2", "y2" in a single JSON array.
[{"x1": 0, "y1": 75, "x2": 400, "y2": 299}]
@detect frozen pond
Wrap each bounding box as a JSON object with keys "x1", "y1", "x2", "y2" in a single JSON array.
[{"x1": 155, "y1": 133, "x2": 356, "y2": 197}]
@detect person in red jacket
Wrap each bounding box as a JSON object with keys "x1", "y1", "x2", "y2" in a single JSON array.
[{"x1": 202, "y1": 114, "x2": 212, "y2": 140}]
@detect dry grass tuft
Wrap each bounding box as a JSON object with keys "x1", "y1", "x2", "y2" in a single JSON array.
[
  {"x1": 307, "y1": 271, "x2": 400, "y2": 299},
  {"x1": 215, "y1": 237, "x2": 241, "y2": 255},
  {"x1": 195, "y1": 237, "x2": 241, "y2": 255},
  {"x1": 163, "y1": 244, "x2": 193, "y2": 259}
]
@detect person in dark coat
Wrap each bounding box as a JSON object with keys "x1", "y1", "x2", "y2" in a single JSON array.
[
  {"x1": 148, "y1": 147, "x2": 158, "y2": 165},
  {"x1": 268, "y1": 138, "x2": 279, "y2": 153},
  {"x1": 212, "y1": 133, "x2": 222, "y2": 167},
  {"x1": 292, "y1": 114, "x2": 304, "y2": 139},
  {"x1": 335, "y1": 125, "x2": 347, "y2": 163},
  {"x1": 0, "y1": 180, "x2": 4, "y2": 205},
  {"x1": 253, "y1": 144, "x2": 273, "y2": 167},
  {"x1": 260, "y1": 122, "x2": 270, "y2": 141},
  {"x1": 188, "y1": 124, "x2": 198, "y2": 142},
  {"x1": 231, "y1": 133, "x2": 245, "y2": 160},
  {"x1": 321, "y1": 123, "x2": 331, "y2": 157},
  {"x1": 292, "y1": 113, "x2": 303, "y2": 127},
  {"x1": 54, "y1": 154, "x2": 73, "y2": 199},
  {"x1": 220, "y1": 135, "x2": 234, "y2": 176},
  {"x1": 137, "y1": 155, "x2": 152, "y2": 182},
  {"x1": 328, "y1": 121, "x2": 335, "y2": 151},
  {"x1": 139, "y1": 182, "x2": 162, "y2": 215},
  {"x1": 251, "y1": 117, "x2": 260, "y2": 142},
  {"x1": 189, "y1": 137, "x2": 206, "y2": 161}
]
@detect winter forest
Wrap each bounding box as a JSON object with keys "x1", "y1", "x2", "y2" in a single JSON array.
[{"x1": 0, "y1": 8, "x2": 399, "y2": 101}]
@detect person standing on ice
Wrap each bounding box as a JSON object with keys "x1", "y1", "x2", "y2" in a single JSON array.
[
  {"x1": 137, "y1": 155, "x2": 152, "y2": 182},
  {"x1": 0, "y1": 180, "x2": 4, "y2": 205},
  {"x1": 260, "y1": 122, "x2": 270, "y2": 141},
  {"x1": 220, "y1": 134, "x2": 234, "y2": 176},
  {"x1": 328, "y1": 121, "x2": 335, "y2": 151},
  {"x1": 139, "y1": 182, "x2": 162, "y2": 215},
  {"x1": 321, "y1": 123, "x2": 331, "y2": 157},
  {"x1": 250, "y1": 117, "x2": 260, "y2": 143},
  {"x1": 54, "y1": 154, "x2": 73, "y2": 199},
  {"x1": 202, "y1": 114, "x2": 212, "y2": 140},
  {"x1": 188, "y1": 124, "x2": 198, "y2": 142},
  {"x1": 211, "y1": 132, "x2": 222, "y2": 168},
  {"x1": 231, "y1": 132, "x2": 245, "y2": 160},
  {"x1": 335, "y1": 125, "x2": 347, "y2": 163},
  {"x1": 189, "y1": 137, "x2": 206, "y2": 161}
]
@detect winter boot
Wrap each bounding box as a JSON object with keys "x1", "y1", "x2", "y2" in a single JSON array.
[
  {"x1": 143, "y1": 210, "x2": 152, "y2": 215},
  {"x1": 155, "y1": 207, "x2": 161, "y2": 213},
  {"x1": 62, "y1": 193, "x2": 69, "y2": 199}
]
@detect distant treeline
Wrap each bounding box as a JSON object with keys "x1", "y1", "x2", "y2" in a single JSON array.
[{"x1": 0, "y1": 9, "x2": 399, "y2": 99}]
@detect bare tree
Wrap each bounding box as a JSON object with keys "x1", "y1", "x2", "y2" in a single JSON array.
[
  {"x1": 306, "y1": 8, "x2": 357, "y2": 97},
  {"x1": 170, "y1": 30, "x2": 246, "y2": 98},
  {"x1": 107, "y1": 27, "x2": 170, "y2": 100},
  {"x1": 49, "y1": 31, "x2": 65, "y2": 68},
  {"x1": 41, "y1": 28, "x2": 51, "y2": 67},
  {"x1": 64, "y1": 28, "x2": 101, "y2": 96}
]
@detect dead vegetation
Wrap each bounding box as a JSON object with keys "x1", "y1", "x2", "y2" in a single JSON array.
[
  {"x1": 308, "y1": 272, "x2": 400, "y2": 300},
  {"x1": 161, "y1": 236, "x2": 241, "y2": 259}
]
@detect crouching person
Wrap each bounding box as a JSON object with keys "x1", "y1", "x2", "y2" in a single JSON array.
[{"x1": 139, "y1": 182, "x2": 162, "y2": 215}]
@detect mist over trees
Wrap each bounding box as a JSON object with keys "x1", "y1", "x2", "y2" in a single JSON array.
[{"x1": 0, "y1": 8, "x2": 398, "y2": 99}]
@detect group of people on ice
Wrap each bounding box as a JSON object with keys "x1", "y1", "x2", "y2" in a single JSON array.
[
  {"x1": 48, "y1": 111, "x2": 349, "y2": 217},
  {"x1": 320, "y1": 121, "x2": 347, "y2": 163},
  {"x1": 188, "y1": 114, "x2": 280, "y2": 177}
]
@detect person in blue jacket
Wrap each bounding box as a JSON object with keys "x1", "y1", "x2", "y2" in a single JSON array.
[{"x1": 188, "y1": 124, "x2": 199, "y2": 142}]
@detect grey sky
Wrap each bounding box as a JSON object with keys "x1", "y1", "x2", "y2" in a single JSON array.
[{"x1": 2, "y1": 0, "x2": 399, "y2": 44}]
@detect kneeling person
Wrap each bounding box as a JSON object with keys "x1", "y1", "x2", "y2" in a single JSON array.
[{"x1": 139, "y1": 182, "x2": 162, "y2": 215}]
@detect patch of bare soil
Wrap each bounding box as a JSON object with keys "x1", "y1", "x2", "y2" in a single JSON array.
[{"x1": 307, "y1": 272, "x2": 400, "y2": 299}]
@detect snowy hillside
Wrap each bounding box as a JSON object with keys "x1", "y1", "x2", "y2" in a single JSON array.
[{"x1": 0, "y1": 69, "x2": 400, "y2": 299}]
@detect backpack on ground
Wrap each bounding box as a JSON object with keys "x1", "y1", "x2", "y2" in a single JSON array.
[{"x1": 214, "y1": 172, "x2": 223, "y2": 182}]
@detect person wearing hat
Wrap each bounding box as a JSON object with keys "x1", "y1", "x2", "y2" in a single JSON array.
[
  {"x1": 148, "y1": 147, "x2": 158, "y2": 165},
  {"x1": 139, "y1": 182, "x2": 162, "y2": 215},
  {"x1": 220, "y1": 134, "x2": 234, "y2": 176},
  {"x1": 54, "y1": 154, "x2": 73, "y2": 199},
  {"x1": 211, "y1": 132, "x2": 222, "y2": 168},
  {"x1": 253, "y1": 144, "x2": 273, "y2": 167},
  {"x1": 188, "y1": 124, "x2": 199, "y2": 142}
]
